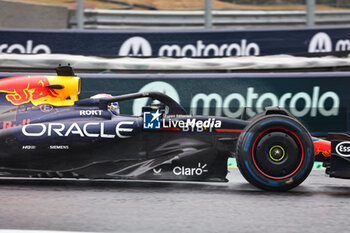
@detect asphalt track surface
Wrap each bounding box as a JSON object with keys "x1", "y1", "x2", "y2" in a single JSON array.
[{"x1": 0, "y1": 168, "x2": 349, "y2": 233}]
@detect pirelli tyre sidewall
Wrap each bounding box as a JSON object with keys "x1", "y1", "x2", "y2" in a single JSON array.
[{"x1": 236, "y1": 114, "x2": 314, "y2": 191}]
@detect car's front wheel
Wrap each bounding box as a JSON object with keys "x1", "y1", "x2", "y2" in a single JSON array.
[{"x1": 236, "y1": 114, "x2": 314, "y2": 191}]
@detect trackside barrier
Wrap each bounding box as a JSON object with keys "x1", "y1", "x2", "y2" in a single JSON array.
[
  {"x1": 1, "y1": 26, "x2": 350, "y2": 57},
  {"x1": 69, "y1": 9, "x2": 350, "y2": 30},
  {"x1": 0, "y1": 72, "x2": 349, "y2": 137},
  {"x1": 1, "y1": 54, "x2": 350, "y2": 73}
]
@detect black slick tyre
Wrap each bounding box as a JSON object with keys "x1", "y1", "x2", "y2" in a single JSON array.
[{"x1": 236, "y1": 114, "x2": 314, "y2": 191}]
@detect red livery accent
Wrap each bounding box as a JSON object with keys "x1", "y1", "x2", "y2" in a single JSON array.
[
  {"x1": 216, "y1": 129, "x2": 243, "y2": 133},
  {"x1": 313, "y1": 139, "x2": 331, "y2": 157},
  {"x1": 159, "y1": 127, "x2": 181, "y2": 131}
]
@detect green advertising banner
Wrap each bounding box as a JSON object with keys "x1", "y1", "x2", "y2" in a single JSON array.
[
  {"x1": 80, "y1": 72, "x2": 349, "y2": 137},
  {"x1": 227, "y1": 158, "x2": 324, "y2": 169}
]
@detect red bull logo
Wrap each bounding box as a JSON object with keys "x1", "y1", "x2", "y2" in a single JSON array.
[
  {"x1": 313, "y1": 139, "x2": 331, "y2": 157},
  {"x1": 1, "y1": 119, "x2": 31, "y2": 129},
  {"x1": 0, "y1": 75, "x2": 58, "y2": 105}
]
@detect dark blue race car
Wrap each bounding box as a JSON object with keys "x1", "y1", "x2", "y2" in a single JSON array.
[{"x1": 0, "y1": 66, "x2": 347, "y2": 191}]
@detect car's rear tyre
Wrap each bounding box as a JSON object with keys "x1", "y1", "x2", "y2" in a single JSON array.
[{"x1": 236, "y1": 114, "x2": 314, "y2": 191}]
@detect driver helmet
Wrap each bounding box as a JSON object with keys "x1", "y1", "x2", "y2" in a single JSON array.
[
  {"x1": 109, "y1": 102, "x2": 120, "y2": 116},
  {"x1": 90, "y1": 93, "x2": 120, "y2": 116}
]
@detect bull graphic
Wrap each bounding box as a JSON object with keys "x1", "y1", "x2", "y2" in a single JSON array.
[{"x1": 0, "y1": 75, "x2": 58, "y2": 105}]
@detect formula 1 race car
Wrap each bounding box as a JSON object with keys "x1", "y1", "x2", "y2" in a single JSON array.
[{"x1": 0, "y1": 66, "x2": 347, "y2": 191}]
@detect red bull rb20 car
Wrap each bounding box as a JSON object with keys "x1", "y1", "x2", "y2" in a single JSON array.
[{"x1": 0, "y1": 66, "x2": 347, "y2": 191}]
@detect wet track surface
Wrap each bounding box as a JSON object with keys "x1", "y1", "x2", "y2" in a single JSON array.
[{"x1": 0, "y1": 168, "x2": 349, "y2": 233}]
